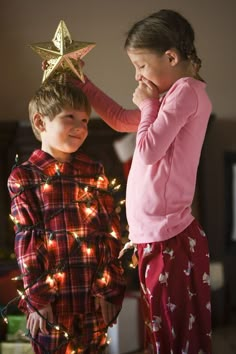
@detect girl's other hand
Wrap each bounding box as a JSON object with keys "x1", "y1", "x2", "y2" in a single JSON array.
[{"x1": 132, "y1": 78, "x2": 159, "y2": 108}]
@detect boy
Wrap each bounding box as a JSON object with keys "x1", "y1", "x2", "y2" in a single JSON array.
[{"x1": 8, "y1": 73, "x2": 126, "y2": 353}]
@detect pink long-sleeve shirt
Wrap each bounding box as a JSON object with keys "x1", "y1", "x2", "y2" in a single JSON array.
[{"x1": 78, "y1": 76, "x2": 212, "y2": 243}]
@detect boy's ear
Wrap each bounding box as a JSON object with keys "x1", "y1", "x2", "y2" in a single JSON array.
[
  {"x1": 33, "y1": 113, "x2": 45, "y2": 132},
  {"x1": 165, "y1": 49, "x2": 179, "y2": 66}
]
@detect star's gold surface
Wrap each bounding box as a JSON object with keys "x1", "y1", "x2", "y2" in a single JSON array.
[{"x1": 30, "y1": 20, "x2": 96, "y2": 82}]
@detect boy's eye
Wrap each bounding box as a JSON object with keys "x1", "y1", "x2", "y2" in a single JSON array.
[
  {"x1": 138, "y1": 65, "x2": 145, "y2": 69},
  {"x1": 62, "y1": 114, "x2": 74, "y2": 120},
  {"x1": 82, "y1": 118, "x2": 88, "y2": 124}
]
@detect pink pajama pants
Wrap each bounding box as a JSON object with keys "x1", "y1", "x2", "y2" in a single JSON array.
[{"x1": 137, "y1": 219, "x2": 212, "y2": 354}]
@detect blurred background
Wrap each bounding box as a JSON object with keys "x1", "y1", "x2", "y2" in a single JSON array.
[{"x1": 1, "y1": 1, "x2": 236, "y2": 353}]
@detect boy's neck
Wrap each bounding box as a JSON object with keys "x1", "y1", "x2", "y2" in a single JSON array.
[{"x1": 41, "y1": 147, "x2": 73, "y2": 163}]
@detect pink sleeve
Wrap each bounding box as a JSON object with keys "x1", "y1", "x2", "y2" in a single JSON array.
[
  {"x1": 75, "y1": 77, "x2": 141, "y2": 133},
  {"x1": 136, "y1": 82, "x2": 198, "y2": 164}
]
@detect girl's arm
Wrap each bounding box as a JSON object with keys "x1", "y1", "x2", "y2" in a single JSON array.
[
  {"x1": 75, "y1": 77, "x2": 141, "y2": 133},
  {"x1": 136, "y1": 82, "x2": 200, "y2": 164}
]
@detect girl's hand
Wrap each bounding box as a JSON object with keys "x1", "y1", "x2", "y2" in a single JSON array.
[
  {"x1": 132, "y1": 78, "x2": 159, "y2": 108},
  {"x1": 26, "y1": 304, "x2": 53, "y2": 338}
]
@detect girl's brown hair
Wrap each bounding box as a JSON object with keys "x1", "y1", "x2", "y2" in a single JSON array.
[{"x1": 125, "y1": 9, "x2": 202, "y2": 76}]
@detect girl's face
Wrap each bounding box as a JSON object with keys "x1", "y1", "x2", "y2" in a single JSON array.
[
  {"x1": 38, "y1": 106, "x2": 89, "y2": 162},
  {"x1": 127, "y1": 48, "x2": 178, "y2": 94}
]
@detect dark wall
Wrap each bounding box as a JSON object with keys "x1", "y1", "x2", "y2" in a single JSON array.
[{"x1": 198, "y1": 116, "x2": 236, "y2": 325}]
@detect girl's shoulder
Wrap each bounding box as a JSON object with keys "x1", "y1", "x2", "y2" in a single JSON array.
[
  {"x1": 166, "y1": 77, "x2": 208, "y2": 104},
  {"x1": 171, "y1": 76, "x2": 206, "y2": 93}
]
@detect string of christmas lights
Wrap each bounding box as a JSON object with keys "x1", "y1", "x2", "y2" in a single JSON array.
[{"x1": 1, "y1": 153, "x2": 128, "y2": 353}]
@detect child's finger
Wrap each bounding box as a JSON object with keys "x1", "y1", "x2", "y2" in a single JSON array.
[
  {"x1": 40, "y1": 316, "x2": 48, "y2": 334},
  {"x1": 141, "y1": 77, "x2": 158, "y2": 90}
]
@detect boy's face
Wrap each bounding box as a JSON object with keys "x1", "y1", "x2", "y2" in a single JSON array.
[{"x1": 38, "y1": 106, "x2": 89, "y2": 162}]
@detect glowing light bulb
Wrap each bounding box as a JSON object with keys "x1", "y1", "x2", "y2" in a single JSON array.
[
  {"x1": 111, "y1": 178, "x2": 116, "y2": 186},
  {"x1": 46, "y1": 275, "x2": 54, "y2": 287},
  {"x1": 55, "y1": 272, "x2": 65, "y2": 282},
  {"x1": 85, "y1": 207, "x2": 92, "y2": 216},
  {"x1": 110, "y1": 230, "x2": 117, "y2": 239},
  {"x1": 43, "y1": 182, "x2": 50, "y2": 191},
  {"x1": 9, "y1": 214, "x2": 19, "y2": 225},
  {"x1": 129, "y1": 263, "x2": 136, "y2": 268},
  {"x1": 97, "y1": 176, "x2": 105, "y2": 188},
  {"x1": 23, "y1": 262, "x2": 28, "y2": 270},
  {"x1": 48, "y1": 239, "x2": 54, "y2": 247},
  {"x1": 86, "y1": 247, "x2": 92, "y2": 255},
  {"x1": 55, "y1": 164, "x2": 61, "y2": 176},
  {"x1": 72, "y1": 232, "x2": 79, "y2": 240},
  {"x1": 114, "y1": 184, "x2": 121, "y2": 191},
  {"x1": 99, "y1": 271, "x2": 110, "y2": 286},
  {"x1": 17, "y1": 289, "x2": 25, "y2": 299}
]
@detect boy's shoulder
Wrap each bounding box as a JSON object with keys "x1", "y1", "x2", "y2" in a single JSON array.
[
  {"x1": 8, "y1": 150, "x2": 44, "y2": 184},
  {"x1": 8, "y1": 159, "x2": 37, "y2": 185},
  {"x1": 74, "y1": 151, "x2": 104, "y2": 173}
]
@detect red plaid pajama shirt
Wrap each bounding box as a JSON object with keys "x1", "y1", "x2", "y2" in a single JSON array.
[{"x1": 8, "y1": 149, "x2": 126, "y2": 353}]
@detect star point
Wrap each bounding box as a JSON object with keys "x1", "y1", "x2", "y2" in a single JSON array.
[{"x1": 30, "y1": 20, "x2": 96, "y2": 82}]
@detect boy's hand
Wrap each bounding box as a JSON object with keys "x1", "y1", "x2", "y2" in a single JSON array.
[
  {"x1": 27, "y1": 304, "x2": 53, "y2": 337},
  {"x1": 96, "y1": 297, "x2": 121, "y2": 327}
]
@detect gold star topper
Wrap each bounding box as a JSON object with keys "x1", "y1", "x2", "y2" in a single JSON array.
[{"x1": 30, "y1": 20, "x2": 96, "y2": 82}]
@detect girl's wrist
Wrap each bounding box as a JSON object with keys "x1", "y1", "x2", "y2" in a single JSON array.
[{"x1": 138, "y1": 97, "x2": 159, "y2": 110}]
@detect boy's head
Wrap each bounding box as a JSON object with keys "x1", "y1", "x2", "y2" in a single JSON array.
[{"x1": 29, "y1": 72, "x2": 91, "y2": 142}]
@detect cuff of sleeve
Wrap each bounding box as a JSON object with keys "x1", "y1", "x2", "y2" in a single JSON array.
[
  {"x1": 74, "y1": 74, "x2": 89, "y2": 88},
  {"x1": 138, "y1": 97, "x2": 160, "y2": 111},
  {"x1": 101, "y1": 285, "x2": 126, "y2": 307}
]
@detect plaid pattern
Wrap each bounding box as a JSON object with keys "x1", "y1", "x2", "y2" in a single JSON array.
[
  {"x1": 32, "y1": 311, "x2": 108, "y2": 354},
  {"x1": 8, "y1": 149, "x2": 126, "y2": 317}
]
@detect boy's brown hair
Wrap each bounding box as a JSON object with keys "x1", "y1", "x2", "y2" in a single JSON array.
[{"x1": 29, "y1": 72, "x2": 91, "y2": 141}]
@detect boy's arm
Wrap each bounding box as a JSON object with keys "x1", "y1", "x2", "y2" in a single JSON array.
[
  {"x1": 8, "y1": 168, "x2": 57, "y2": 313},
  {"x1": 90, "y1": 168, "x2": 126, "y2": 309},
  {"x1": 93, "y1": 232, "x2": 126, "y2": 307}
]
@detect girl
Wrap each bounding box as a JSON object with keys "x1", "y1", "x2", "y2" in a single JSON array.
[{"x1": 70, "y1": 9, "x2": 212, "y2": 354}]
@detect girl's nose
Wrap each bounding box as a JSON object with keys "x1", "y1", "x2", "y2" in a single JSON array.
[{"x1": 135, "y1": 69, "x2": 142, "y2": 81}]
